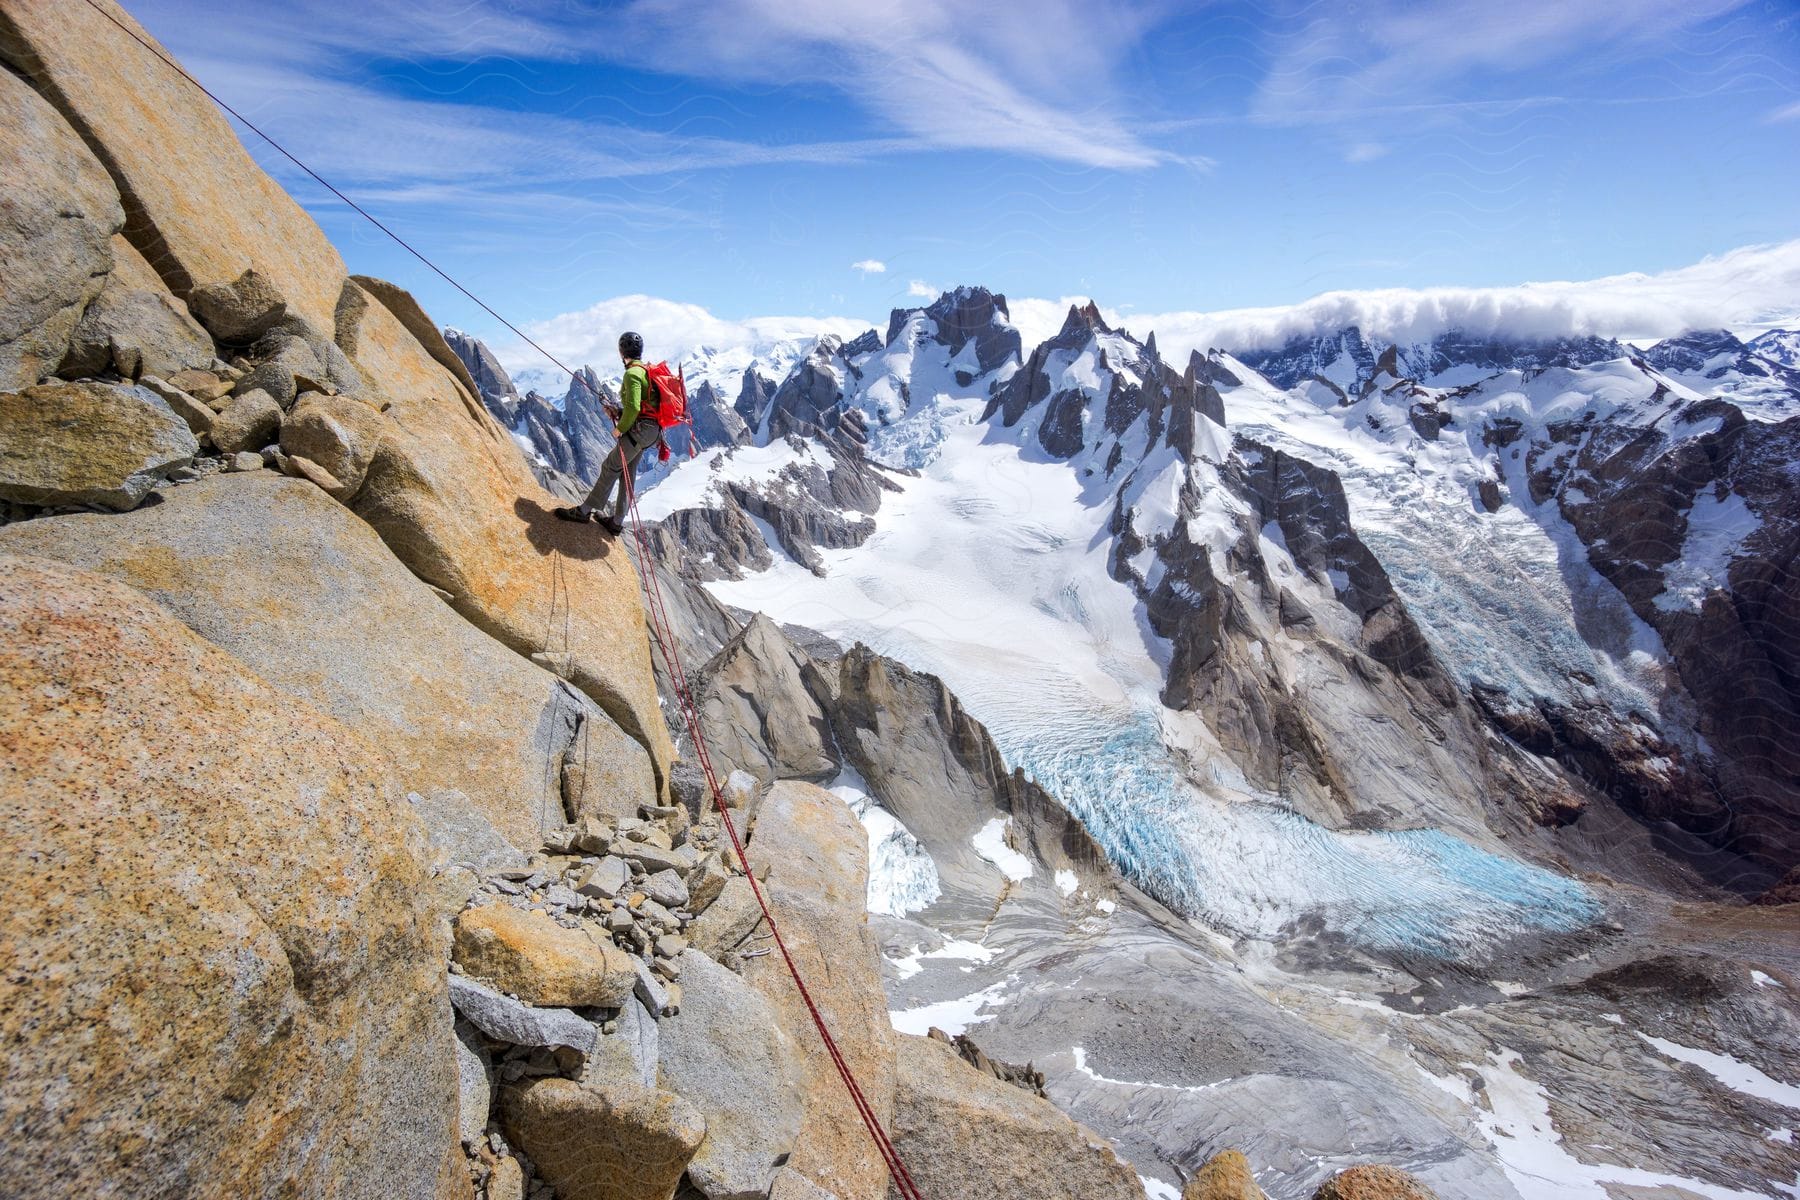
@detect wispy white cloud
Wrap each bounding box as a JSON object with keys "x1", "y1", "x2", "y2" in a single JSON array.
[
  {"x1": 607, "y1": 0, "x2": 1177, "y2": 169},
  {"x1": 1255, "y1": 0, "x2": 1754, "y2": 122},
  {"x1": 907, "y1": 279, "x2": 937, "y2": 299},
  {"x1": 1121, "y1": 240, "x2": 1800, "y2": 357},
  {"x1": 852, "y1": 259, "x2": 888, "y2": 275},
  {"x1": 138, "y1": 0, "x2": 1182, "y2": 173},
  {"x1": 1345, "y1": 142, "x2": 1389, "y2": 164},
  {"x1": 1767, "y1": 99, "x2": 1800, "y2": 123},
  {"x1": 499, "y1": 294, "x2": 873, "y2": 379}
]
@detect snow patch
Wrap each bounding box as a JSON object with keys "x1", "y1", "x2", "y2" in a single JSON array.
[
  {"x1": 1639, "y1": 1033, "x2": 1800, "y2": 1110},
  {"x1": 1055, "y1": 869, "x2": 1079, "y2": 896},
  {"x1": 1440, "y1": 1048, "x2": 1784, "y2": 1200},
  {"x1": 889, "y1": 977, "x2": 1014, "y2": 1036},
  {"x1": 972, "y1": 817, "x2": 1033, "y2": 881}
]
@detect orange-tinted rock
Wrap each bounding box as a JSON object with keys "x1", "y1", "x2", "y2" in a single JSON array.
[
  {"x1": 453, "y1": 902, "x2": 635, "y2": 1008},
  {"x1": 0, "y1": 553, "x2": 456, "y2": 1198},
  {"x1": 342, "y1": 277, "x2": 673, "y2": 789},
  {"x1": 0, "y1": 0, "x2": 349, "y2": 339},
  {"x1": 1184, "y1": 1149, "x2": 1268, "y2": 1200},
  {"x1": 0, "y1": 63, "x2": 122, "y2": 390},
  {"x1": 740, "y1": 781, "x2": 897, "y2": 1200},
  {"x1": 0, "y1": 473, "x2": 653, "y2": 864},
  {"x1": 1313, "y1": 1164, "x2": 1440, "y2": 1200}
]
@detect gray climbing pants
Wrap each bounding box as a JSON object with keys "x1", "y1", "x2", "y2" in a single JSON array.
[{"x1": 580, "y1": 419, "x2": 661, "y2": 519}]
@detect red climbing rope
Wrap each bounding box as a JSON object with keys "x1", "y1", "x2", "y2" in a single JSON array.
[
  {"x1": 615, "y1": 453, "x2": 928, "y2": 1200},
  {"x1": 78, "y1": 2, "x2": 927, "y2": 1192}
]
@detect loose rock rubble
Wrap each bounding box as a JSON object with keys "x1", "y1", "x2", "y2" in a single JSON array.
[{"x1": 449, "y1": 804, "x2": 770, "y2": 1199}]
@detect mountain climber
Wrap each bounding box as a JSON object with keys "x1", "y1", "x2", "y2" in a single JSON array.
[{"x1": 554, "y1": 330, "x2": 659, "y2": 534}]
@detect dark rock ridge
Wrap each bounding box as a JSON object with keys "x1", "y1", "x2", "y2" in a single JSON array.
[
  {"x1": 443, "y1": 329, "x2": 616, "y2": 494},
  {"x1": 1237, "y1": 325, "x2": 1628, "y2": 392},
  {"x1": 1528, "y1": 394, "x2": 1800, "y2": 869},
  {"x1": 986, "y1": 302, "x2": 1223, "y2": 460},
  {"x1": 884, "y1": 285, "x2": 1022, "y2": 382}
]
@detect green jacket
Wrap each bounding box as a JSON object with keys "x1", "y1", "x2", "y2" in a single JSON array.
[{"x1": 618, "y1": 360, "x2": 650, "y2": 434}]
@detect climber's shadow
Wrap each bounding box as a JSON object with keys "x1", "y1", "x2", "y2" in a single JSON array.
[{"x1": 514, "y1": 497, "x2": 615, "y2": 562}]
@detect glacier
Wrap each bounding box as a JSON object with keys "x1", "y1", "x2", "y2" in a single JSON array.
[{"x1": 699, "y1": 414, "x2": 1601, "y2": 957}]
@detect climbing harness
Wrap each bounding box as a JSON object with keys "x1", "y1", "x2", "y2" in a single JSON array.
[{"x1": 77, "y1": 3, "x2": 927, "y2": 1193}]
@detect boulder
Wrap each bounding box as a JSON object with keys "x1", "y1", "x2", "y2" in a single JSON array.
[
  {"x1": 454, "y1": 1022, "x2": 493, "y2": 1146},
  {"x1": 453, "y1": 903, "x2": 635, "y2": 1008},
  {"x1": 446, "y1": 975, "x2": 596, "y2": 1057},
  {"x1": 280, "y1": 391, "x2": 388, "y2": 499},
  {"x1": 338, "y1": 277, "x2": 674, "y2": 793},
  {"x1": 0, "y1": 553, "x2": 456, "y2": 1198},
  {"x1": 0, "y1": 0, "x2": 350, "y2": 339},
  {"x1": 1312, "y1": 1165, "x2": 1439, "y2": 1200},
  {"x1": 0, "y1": 64, "x2": 122, "y2": 391},
  {"x1": 140, "y1": 374, "x2": 216, "y2": 437},
  {"x1": 887, "y1": 1033, "x2": 1141, "y2": 1200},
  {"x1": 499, "y1": 1077, "x2": 704, "y2": 1200},
  {"x1": 660, "y1": 950, "x2": 806, "y2": 1199},
  {"x1": 739, "y1": 781, "x2": 897, "y2": 1200},
  {"x1": 59, "y1": 234, "x2": 215, "y2": 380},
  {"x1": 585, "y1": 994, "x2": 658, "y2": 1088},
  {"x1": 687, "y1": 876, "x2": 765, "y2": 960},
  {"x1": 488, "y1": 1157, "x2": 525, "y2": 1200},
  {"x1": 188, "y1": 266, "x2": 288, "y2": 345},
  {"x1": 1183, "y1": 1150, "x2": 1268, "y2": 1200},
  {"x1": 0, "y1": 473, "x2": 652, "y2": 860},
  {"x1": 210, "y1": 386, "x2": 282, "y2": 454},
  {"x1": 0, "y1": 380, "x2": 195, "y2": 510},
  {"x1": 697, "y1": 613, "x2": 841, "y2": 786}
]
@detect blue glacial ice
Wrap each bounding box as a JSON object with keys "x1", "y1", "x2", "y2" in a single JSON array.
[{"x1": 1007, "y1": 708, "x2": 1600, "y2": 958}]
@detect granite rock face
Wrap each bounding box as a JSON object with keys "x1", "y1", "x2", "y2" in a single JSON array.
[
  {"x1": 343, "y1": 278, "x2": 674, "y2": 793},
  {"x1": 696, "y1": 612, "x2": 841, "y2": 787},
  {"x1": 0, "y1": 380, "x2": 196, "y2": 510},
  {"x1": 0, "y1": 553, "x2": 455, "y2": 1199},
  {"x1": 659, "y1": 949, "x2": 807, "y2": 1199},
  {"x1": 0, "y1": 0, "x2": 350, "y2": 338},
  {"x1": 452, "y1": 903, "x2": 636, "y2": 1008},
  {"x1": 0, "y1": 473, "x2": 652, "y2": 861},
  {"x1": 57, "y1": 235, "x2": 214, "y2": 381},
  {"x1": 739, "y1": 782, "x2": 898, "y2": 1200},
  {"x1": 500, "y1": 1077, "x2": 705, "y2": 1200},
  {"x1": 0, "y1": 63, "x2": 122, "y2": 391},
  {"x1": 886, "y1": 1032, "x2": 1142, "y2": 1200}
]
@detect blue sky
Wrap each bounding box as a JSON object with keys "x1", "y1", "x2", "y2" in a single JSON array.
[{"x1": 130, "y1": 0, "x2": 1800, "y2": 366}]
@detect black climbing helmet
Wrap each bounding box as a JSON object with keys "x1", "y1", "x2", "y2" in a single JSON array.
[{"x1": 618, "y1": 330, "x2": 644, "y2": 360}]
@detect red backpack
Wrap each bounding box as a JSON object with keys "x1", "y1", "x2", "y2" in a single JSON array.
[{"x1": 640, "y1": 361, "x2": 696, "y2": 461}]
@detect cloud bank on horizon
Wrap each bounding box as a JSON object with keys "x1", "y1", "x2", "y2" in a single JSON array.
[{"x1": 500, "y1": 240, "x2": 1800, "y2": 381}]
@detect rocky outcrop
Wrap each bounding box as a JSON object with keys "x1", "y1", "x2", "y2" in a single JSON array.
[
  {"x1": 884, "y1": 286, "x2": 1022, "y2": 381},
  {"x1": 500, "y1": 1076, "x2": 705, "y2": 1200},
  {"x1": 740, "y1": 781, "x2": 898, "y2": 1200},
  {"x1": 696, "y1": 612, "x2": 841, "y2": 787},
  {"x1": 1311, "y1": 1165, "x2": 1439, "y2": 1200},
  {"x1": 453, "y1": 902, "x2": 636, "y2": 1008},
  {"x1": 58, "y1": 234, "x2": 214, "y2": 381},
  {"x1": 0, "y1": 473, "x2": 652, "y2": 862},
  {"x1": 0, "y1": 0, "x2": 349, "y2": 339},
  {"x1": 0, "y1": 63, "x2": 122, "y2": 391},
  {"x1": 660, "y1": 949, "x2": 807, "y2": 1198},
  {"x1": 1184, "y1": 1150, "x2": 1267, "y2": 1199},
  {"x1": 887, "y1": 1032, "x2": 1142, "y2": 1200},
  {"x1": 0, "y1": 554, "x2": 455, "y2": 1198},
  {"x1": 1533, "y1": 396, "x2": 1800, "y2": 871},
  {"x1": 0, "y1": 380, "x2": 198, "y2": 510},
  {"x1": 829, "y1": 644, "x2": 1113, "y2": 909},
  {"x1": 341, "y1": 277, "x2": 674, "y2": 790}
]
